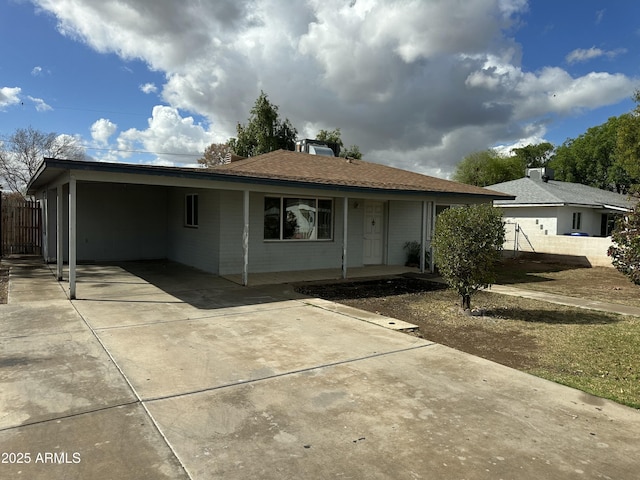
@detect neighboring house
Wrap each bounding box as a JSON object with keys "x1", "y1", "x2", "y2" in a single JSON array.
[
  {"x1": 26, "y1": 149, "x2": 511, "y2": 298},
  {"x1": 487, "y1": 167, "x2": 636, "y2": 265}
]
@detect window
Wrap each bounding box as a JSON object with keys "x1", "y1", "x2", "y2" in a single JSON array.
[
  {"x1": 572, "y1": 212, "x2": 581, "y2": 230},
  {"x1": 264, "y1": 196, "x2": 333, "y2": 240},
  {"x1": 185, "y1": 194, "x2": 198, "y2": 227}
]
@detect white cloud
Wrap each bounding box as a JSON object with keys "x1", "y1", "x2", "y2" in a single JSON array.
[
  {"x1": 0, "y1": 86, "x2": 21, "y2": 109},
  {"x1": 140, "y1": 82, "x2": 157, "y2": 94},
  {"x1": 31, "y1": 0, "x2": 638, "y2": 176},
  {"x1": 90, "y1": 118, "x2": 118, "y2": 145},
  {"x1": 27, "y1": 96, "x2": 53, "y2": 112},
  {"x1": 566, "y1": 46, "x2": 626, "y2": 64},
  {"x1": 115, "y1": 105, "x2": 215, "y2": 163},
  {"x1": 31, "y1": 66, "x2": 43, "y2": 76}
]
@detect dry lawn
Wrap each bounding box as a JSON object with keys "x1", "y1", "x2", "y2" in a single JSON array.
[
  {"x1": 496, "y1": 259, "x2": 640, "y2": 307},
  {"x1": 297, "y1": 261, "x2": 640, "y2": 409}
]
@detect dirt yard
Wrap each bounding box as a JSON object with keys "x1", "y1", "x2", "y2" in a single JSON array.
[
  {"x1": 295, "y1": 276, "x2": 538, "y2": 369},
  {"x1": 0, "y1": 266, "x2": 8, "y2": 304},
  {"x1": 295, "y1": 260, "x2": 640, "y2": 408}
]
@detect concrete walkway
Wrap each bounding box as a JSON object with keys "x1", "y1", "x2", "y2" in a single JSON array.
[
  {"x1": 489, "y1": 284, "x2": 640, "y2": 317},
  {"x1": 2, "y1": 258, "x2": 640, "y2": 479}
]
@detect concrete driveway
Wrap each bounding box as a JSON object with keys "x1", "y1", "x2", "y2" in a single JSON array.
[{"x1": 1, "y1": 259, "x2": 639, "y2": 479}]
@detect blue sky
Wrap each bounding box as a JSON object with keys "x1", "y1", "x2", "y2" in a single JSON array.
[{"x1": 1, "y1": 0, "x2": 638, "y2": 177}]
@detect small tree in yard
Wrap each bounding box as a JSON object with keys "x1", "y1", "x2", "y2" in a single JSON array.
[
  {"x1": 608, "y1": 197, "x2": 640, "y2": 285},
  {"x1": 432, "y1": 203, "x2": 506, "y2": 310}
]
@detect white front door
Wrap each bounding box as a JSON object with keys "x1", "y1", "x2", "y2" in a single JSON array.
[{"x1": 363, "y1": 201, "x2": 384, "y2": 265}]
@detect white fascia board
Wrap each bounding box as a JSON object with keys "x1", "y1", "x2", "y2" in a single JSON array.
[
  {"x1": 602, "y1": 204, "x2": 632, "y2": 212},
  {"x1": 495, "y1": 203, "x2": 565, "y2": 208}
]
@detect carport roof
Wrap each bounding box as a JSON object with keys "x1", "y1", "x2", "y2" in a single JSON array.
[{"x1": 28, "y1": 150, "x2": 513, "y2": 199}]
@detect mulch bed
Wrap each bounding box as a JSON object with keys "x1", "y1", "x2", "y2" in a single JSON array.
[{"x1": 295, "y1": 275, "x2": 446, "y2": 300}]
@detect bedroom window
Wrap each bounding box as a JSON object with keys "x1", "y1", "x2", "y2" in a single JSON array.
[
  {"x1": 185, "y1": 194, "x2": 199, "y2": 227},
  {"x1": 264, "y1": 196, "x2": 333, "y2": 240},
  {"x1": 572, "y1": 212, "x2": 581, "y2": 230}
]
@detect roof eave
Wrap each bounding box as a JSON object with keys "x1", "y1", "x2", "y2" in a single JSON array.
[
  {"x1": 494, "y1": 202, "x2": 565, "y2": 208},
  {"x1": 26, "y1": 157, "x2": 514, "y2": 200}
]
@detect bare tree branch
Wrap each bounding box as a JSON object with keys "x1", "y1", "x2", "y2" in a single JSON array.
[{"x1": 0, "y1": 126, "x2": 87, "y2": 194}]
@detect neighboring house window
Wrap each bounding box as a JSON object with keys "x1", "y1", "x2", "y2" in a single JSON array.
[
  {"x1": 572, "y1": 212, "x2": 581, "y2": 230},
  {"x1": 185, "y1": 194, "x2": 199, "y2": 227},
  {"x1": 601, "y1": 213, "x2": 617, "y2": 237},
  {"x1": 264, "y1": 196, "x2": 333, "y2": 240}
]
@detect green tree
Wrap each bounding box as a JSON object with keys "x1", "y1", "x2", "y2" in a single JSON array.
[
  {"x1": 511, "y1": 142, "x2": 555, "y2": 168},
  {"x1": 316, "y1": 128, "x2": 344, "y2": 149},
  {"x1": 608, "y1": 197, "x2": 640, "y2": 285},
  {"x1": 432, "y1": 203, "x2": 506, "y2": 310},
  {"x1": 340, "y1": 144, "x2": 362, "y2": 159},
  {"x1": 550, "y1": 116, "x2": 625, "y2": 192},
  {"x1": 0, "y1": 126, "x2": 86, "y2": 194},
  {"x1": 316, "y1": 128, "x2": 363, "y2": 159},
  {"x1": 198, "y1": 142, "x2": 233, "y2": 167},
  {"x1": 453, "y1": 150, "x2": 524, "y2": 186},
  {"x1": 228, "y1": 91, "x2": 297, "y2": 157},
  {"x1": 615, "y1": 90, "x2": 640, "y2": 189}
]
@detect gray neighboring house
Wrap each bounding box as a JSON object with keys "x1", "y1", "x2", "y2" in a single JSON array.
[
  {"x1": 487, "y1": 167, "x2": 636, "y2": 265},
  {"x1": 26, "y1": 150, "x2": 511, "y2": 298}
]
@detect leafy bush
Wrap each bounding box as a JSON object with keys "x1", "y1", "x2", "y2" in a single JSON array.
[
  {"x1": 403, "y1": 241, "x2": 430, "y2": 267},
  {"x1": 608, "y1": 197, "x2": 640, "y2": 285},
  {"x1": 432, "y1": 203, "x2": 505, "y2": 310}
]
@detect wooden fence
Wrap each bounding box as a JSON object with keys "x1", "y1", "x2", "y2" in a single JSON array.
[{"x1": 1, "y1": 195, "x2": 42, "y2": 256}]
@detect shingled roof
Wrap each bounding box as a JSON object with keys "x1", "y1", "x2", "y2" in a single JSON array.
[
  {"x1": 488, "y1": 176, "x2": 635, "y2": 211},
  {"x1": 212, "y1": 149, "x2": 511, "y2": 198},
  {"x1": 27, "y1": 151, "x2": 513, "y2": 200}
]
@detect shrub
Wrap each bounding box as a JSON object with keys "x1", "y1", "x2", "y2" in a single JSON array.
[
  {"x1": 608, "y1": 197, "x2": 640, "y2": 285},
  {"x1": 432, "y1": 203, "x2": 505, "y2": 310},
  {"x1": 403, "y1": 241, "x2": 430, "y2": 267}
]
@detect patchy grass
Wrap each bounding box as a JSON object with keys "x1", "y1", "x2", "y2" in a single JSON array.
[
  {"x1": 496, "y1": 258, "x2": 640, "y2": 308},
  {"x1": 0, "y1": 266, "x2": 8, "y2": 304},
  {"x1": 297, "y1": 266, "x2": 640, "y2": 409}
]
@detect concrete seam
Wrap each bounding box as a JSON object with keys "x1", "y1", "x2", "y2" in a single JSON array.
[
  {"x1": 90, "y1": 303, "x2": 304, "y2": 332},
  {"x1": 142, "y1": 342, "x2": 436, "y2": 403},
  {"x1": 67, "y1": 298, "x2": 195, "y2": 480},
  {"x1": 0, "y1": 401, "x2": 139, "y2": 433}
]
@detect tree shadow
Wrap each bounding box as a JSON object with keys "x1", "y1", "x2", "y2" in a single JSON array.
[
  {"x1": 484, "y1": 306, "x2": 621, "y2": 325},
  {"x1": 495, "y1": 258, "x2": 590, "y2": 285}
]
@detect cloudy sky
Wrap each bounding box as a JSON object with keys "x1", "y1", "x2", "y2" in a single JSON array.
[{"x1": 1, "y1": 0, "x2": 639, "y2": 177}]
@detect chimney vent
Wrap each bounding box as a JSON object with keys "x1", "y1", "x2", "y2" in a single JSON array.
[{"x1": 526, "y1": 167, "x2": 554, "y2": 182}]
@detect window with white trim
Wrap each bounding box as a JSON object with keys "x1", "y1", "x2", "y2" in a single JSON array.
[
  {"x1": 572, "y1": 212, "x2": 581, "y2": 230},
  {"x1": 264, "y1": 196, "x2": 333, "y2": 240},
  {"x1": 185, "y1": 194, "x2": 199, "y2": 227}
]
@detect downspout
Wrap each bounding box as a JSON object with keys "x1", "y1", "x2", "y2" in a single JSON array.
[
  {"x1": 69, "y1": 176, "x2": 77, "y2": 300},
  {"x1": 42, "y1": 189, "x2": 48, "y2": 261},
  {"x1": 242, "y1": 190, "x2": 249, "y2": 286},
  {"x1": 420, "y1": 200, "x2": 427, "y2": 273},
  {"x1": 429, "y1": 201, "x2": 436, "y2": 273},
  {"x1": 342, "y1": 196, "x2": 348, "y2": 279},
  {"x1": 56, "y1": 184, "x2": 63, "y2": 281}
]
